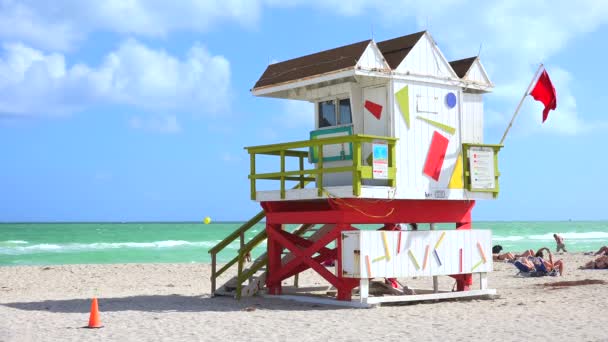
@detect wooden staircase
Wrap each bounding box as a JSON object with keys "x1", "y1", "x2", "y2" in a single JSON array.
[{"x1": 209, "y1": 182, "x2": 322, "y2": 299}]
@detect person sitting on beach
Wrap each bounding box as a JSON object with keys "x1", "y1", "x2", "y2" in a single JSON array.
[
  {"x1": 553, "y1": 234, "x2": 567, "y2": 253},
  {"x1": 594, "y1": 246, "x2": 608, "y2": 256},
  {"x1": 533, "y1": 247, "x2": 565, "y2": 276},
  {"x1": 580, "y1": 255, "x2": 608, "y2": 269}
]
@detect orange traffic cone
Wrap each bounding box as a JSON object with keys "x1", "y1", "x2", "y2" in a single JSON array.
[{"x1": 86, "y1": 297, "x2": 103, "y2": 328}]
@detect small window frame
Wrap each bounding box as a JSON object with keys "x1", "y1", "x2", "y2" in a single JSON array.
[{"x1": 317, "y1": 97, "x2": 352, "y2": 129}]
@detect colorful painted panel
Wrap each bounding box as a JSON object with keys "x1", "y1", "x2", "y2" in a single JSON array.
[
  {"x1": 395, "y1": 86, "x2": 410, "y2": 128},
  {"x1": 364, "y1": 100, "x2": 383, "y2": 119},
  {"x1": 448, "y1": 153, "x2": 464, "y2": 189},
  {"x1": 423, "y1": 131, "x2": 449, "y2": 181},
  {"x1": 340, "y1": 230, "x2": 493, "y2": 278}
]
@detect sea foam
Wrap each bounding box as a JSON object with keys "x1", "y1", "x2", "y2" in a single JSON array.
[{"x1": 0, "y1": 240, "x2": 217, "y2": 255}]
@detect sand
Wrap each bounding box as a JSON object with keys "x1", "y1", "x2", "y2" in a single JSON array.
[{"x1": 1, "y1": 252, "x2": 607, "y2": 342}]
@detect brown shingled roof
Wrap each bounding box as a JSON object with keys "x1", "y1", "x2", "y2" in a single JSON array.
[
  {"x1": 449, "y1": 57, "x2": 477, "y2": 78},
  {"x1": 253, "y1": 40, "x2": 371, "y2": 89},
  {"x1": 376, "y1": 31, "x2": 426, "y2": 69}
]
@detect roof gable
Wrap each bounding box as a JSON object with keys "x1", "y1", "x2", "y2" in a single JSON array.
[
  {"x1": 253, "y1": 40, "x2": 371, "y2": 90},
  {"x1": 449, "y1": 57, "x2": 477, "y2": 78},
  {"x1": 376, "y1": 31, "x2": 425, "y2": 69},
  {"x1": 449, "y1": 57, "x2": 492, "y2": 87},
  {"x1": 383, "y1": 32, "x2": 458, "y2": 79}
]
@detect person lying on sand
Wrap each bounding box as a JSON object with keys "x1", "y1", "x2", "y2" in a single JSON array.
[
  {"x1": 580, "y1": 255, "x2": 608, "y2": 269},
  {"x1": 492, "y1": 245, "x2": 536, "y2": 261},
  {"x1": 594, "y1": 246, "x2": 608, "y2": 256}
]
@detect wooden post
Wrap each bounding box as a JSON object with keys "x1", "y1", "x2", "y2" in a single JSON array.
[
  {"x1": 430, "y1": 223, "x2": 439, "y2": 293},
  {"x1": 280, "y1": 150, "x2": 286, "y2": 199},
  {"x1": 211, "y1": 253, "x2": 217, "y2": 295},
  {"x1": 299, "y1": 155, "x2": 304, "y2": 189},
  {"x1": 317, "y1": 143, "x2": 324, "y2": 197},
  {"x1": 266, "y1": 223, "x2": 283, "y2": 295},
  {"x1": 352, "y1": 141, "x2": 361, "y2": 196},
  {"x1": 250, "y1": 153, "x2": 256, "y2": 200}
]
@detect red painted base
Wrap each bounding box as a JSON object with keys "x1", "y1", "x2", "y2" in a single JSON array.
[{"x1": 263, "y1": 199, "x2": 476, "y2": 300}]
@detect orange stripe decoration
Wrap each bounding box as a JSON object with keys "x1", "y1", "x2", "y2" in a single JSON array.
[
  {"x1": 422, "y1": 245, "x2": 430, "y2": 270},
  {"x1": 477, "y1": 242, "x2": 487, "y2": 263},
  {"x1": 408, "y1": 249, "x2": 420, "y2": 270},
  {"x1": 381, "y1": 231, "x2": 391, "y2": 261},
  {"x1": 397, "y1": 231, "x2": 402, "y2": 255},
  {"x1": 365, "y1": 255, "x2": 372, "y2": 278},
  {"x1": 459, "y1": 248, "x2": 463, "y2": 273}
]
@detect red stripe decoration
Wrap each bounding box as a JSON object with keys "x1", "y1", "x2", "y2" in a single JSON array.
[
  {"x1": 397, "y1": 231, "x2": 402, "y2": 255},
  {"x1": 364, "y1": 100, "x2": 383, "y2": 120},
  {"x1": 423, "y1": 131, "x2": 449, "y2": 181},
  {"x1": 459, "y1": 248, "x2": 463, "y2": 273}
]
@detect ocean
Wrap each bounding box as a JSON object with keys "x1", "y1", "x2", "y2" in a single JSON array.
[{"x1": 1, "y1": 221, "x2": 607, "y2": 266}]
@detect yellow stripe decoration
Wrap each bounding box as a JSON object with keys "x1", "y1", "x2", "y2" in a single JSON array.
[
  {"x1": 381, "y1": 231, "x2": 391, "y2": 261},
  {"x1": 471, "y1": 259, "x2": 484, "y2": 272},
  {"x1": 372, "y1": 255, "x2": 387, "y2": 262},
  {"x1": 448, "y1": 153, "x2": 464, "y2": 189},
  {"x1": 408, "y1": 249, "x2": 420, "y2": 270},
  {"x1": 434, "y1": 231, "x2": 446, "y2": 250},
  {"x1": 416, "y1": 116, "x2": 456, "y2": 135},
  {"x1": 395, "y1": 86, "x2": 410, "y2": 128}
]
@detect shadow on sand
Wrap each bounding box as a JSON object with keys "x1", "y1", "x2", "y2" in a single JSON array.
[{"x1": 1, "y1": 294, "x2": 350, "y2": 313}]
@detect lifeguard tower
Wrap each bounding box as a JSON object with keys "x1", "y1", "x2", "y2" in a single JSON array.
[{"x1": 209, "y1": 31, "x2": 501, "y2": 307}]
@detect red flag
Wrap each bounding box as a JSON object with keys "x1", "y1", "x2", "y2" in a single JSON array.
[{"x1": 529, "y1": 69, "x2": 557, "y2": 123}]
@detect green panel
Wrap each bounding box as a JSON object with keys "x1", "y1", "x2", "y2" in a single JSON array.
[
  {"x1": 462, "y1": 143, "x2": 503, "y2": 197},
  {"x1": 416, "y1": 116, "x2": 457, "y2": 135},
  {"x1": 395, "y1": 86, "x2": 410, "y2": 129},
  {"x1": 309, "y1": 126, "x2": 354, "y2": 163}
]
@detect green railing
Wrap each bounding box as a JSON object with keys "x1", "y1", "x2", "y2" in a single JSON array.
[{"x1": 245, "y1": 134, "x2": 398, "y2": 200}]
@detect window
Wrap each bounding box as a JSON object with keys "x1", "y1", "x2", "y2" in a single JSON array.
[{"x1": 318, "y1": 98, "x2": 352, "y2": 128}]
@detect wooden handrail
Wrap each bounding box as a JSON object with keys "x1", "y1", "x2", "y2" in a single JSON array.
[{"x1": 209, "y1": 181, "x2": 311, "y2": 294}]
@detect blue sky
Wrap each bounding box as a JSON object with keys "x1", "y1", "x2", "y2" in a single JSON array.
[{"x1": 1, "y1": 1, "x2": 607, "y2": 222}]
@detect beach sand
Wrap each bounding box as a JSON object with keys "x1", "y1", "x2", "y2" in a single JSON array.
[{"x1": 1, "y1": 252, "x2": 607, "y2": 341}]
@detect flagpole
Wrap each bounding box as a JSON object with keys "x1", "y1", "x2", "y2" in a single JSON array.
[{"x1": 499, "y1": 63, "x2": 544, "y2": 145}]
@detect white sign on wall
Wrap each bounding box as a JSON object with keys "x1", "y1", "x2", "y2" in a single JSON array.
[
  {"x1": 372, "y1": 142, "x2": 388, "y2": 179},
  {"x1": 468, "y1": 146, "x2": 495, "y2": 190}
]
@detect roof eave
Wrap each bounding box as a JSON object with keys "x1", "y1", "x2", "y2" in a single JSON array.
[{"x1": 251, "y1": 68, "x2": 357, "y2": 97}]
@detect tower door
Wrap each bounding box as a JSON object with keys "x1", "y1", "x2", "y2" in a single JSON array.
[{"x1": 362, "y1": 85, "x2": 389, "y2": 185}]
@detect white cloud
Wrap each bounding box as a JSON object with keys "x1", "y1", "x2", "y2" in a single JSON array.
[
  {"x1": 0, "y1": 39, "x2": 230, "y2": 117},
  {"x1": 295, "y1": 0, "x2": 608, "y2": 136},
  {"x1": 0, "y1": 0, "x2": 262, "y2": 51},
  {"x1": 129, "y1": 115, "x2": 181, "y2": 134}
]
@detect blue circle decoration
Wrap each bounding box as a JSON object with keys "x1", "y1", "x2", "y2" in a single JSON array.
[{"x1": 446, "y1": 92, "x2": 457, "y2": 108}]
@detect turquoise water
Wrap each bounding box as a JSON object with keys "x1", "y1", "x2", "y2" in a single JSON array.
[{"x1": 1, "y1": 221, "x2": 607, "y2": 266}]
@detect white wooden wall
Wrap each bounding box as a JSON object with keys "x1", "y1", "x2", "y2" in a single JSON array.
[
  {"x1": 341, "y1": 230, "x2": 493, "y2": 278},
  {"x1": 461, "y1": 93, "x2": 484, "y2": 143},
  {"x1": 392, "y1": 80, "x2": 463, "y2": 199}
]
